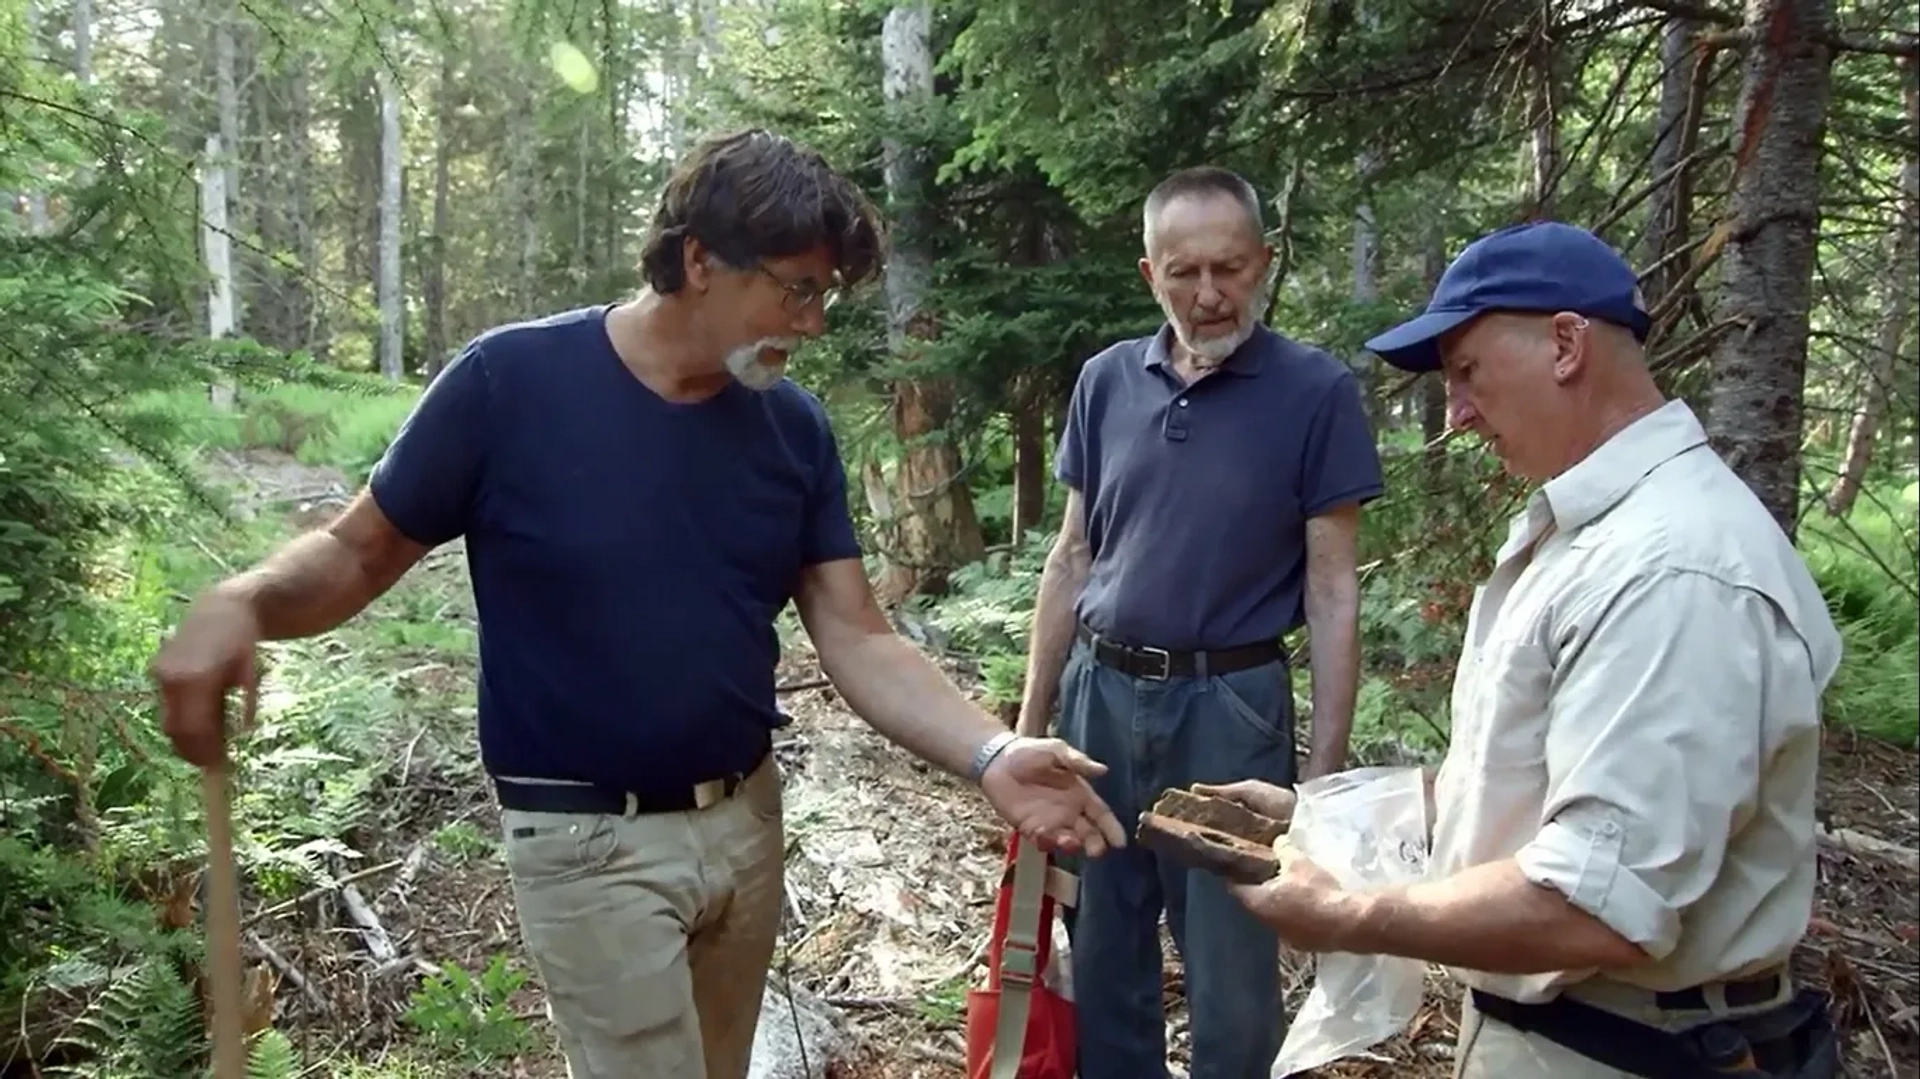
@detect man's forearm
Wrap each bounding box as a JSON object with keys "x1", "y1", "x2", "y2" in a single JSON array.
[
  {"x1": 1016, "y1": 543, "x2": 1089, "y2": 737},
  {"x1": 822, "y1": 632, "x2": 1001, "y2": 778},
  {"x1": 1337, "y1": 859, "x2": 1647, "y2": 975},
  {"x1": 213, "y1": 530, "x2": 386, "y2": 641},
  {"x1": 1302, "y1": 590, "x2": 1361, "y2": 777}
]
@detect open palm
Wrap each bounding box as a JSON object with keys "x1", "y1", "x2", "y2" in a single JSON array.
[{"x1": 979, "y1": 737, "x2": 1127, "y2": 857}]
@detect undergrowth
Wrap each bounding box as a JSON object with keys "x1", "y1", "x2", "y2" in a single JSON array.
[{"x1": 0, "y1": 378, "x2": 548, "y2": 1077}]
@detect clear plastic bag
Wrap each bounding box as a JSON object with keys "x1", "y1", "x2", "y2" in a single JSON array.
[{"x1": 1271, "y1": 766, "x2": 1432, "y2": 1078}]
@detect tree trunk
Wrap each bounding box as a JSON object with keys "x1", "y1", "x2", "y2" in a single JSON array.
[
  {"x1": 203, "y1": 134, "x2": 237, "y2": 409},
  {"x1": 1421, "y1": 221, "x2": 1449, "y2": 484},
  {"x1": 287, "y1": 48, "x2": 317, "y2": 351},
  {"x1": 1011, "y1": 376, "x2": 1047, "y2": 543},
  {"x1": 1826, "y1": 56, "x2": 1917, "y2": 517},
  {"x1": 1645, "y1": 17, "x2": 1697, "y2": 289},
  {"x1": 1527, "y1": 15, "x2": 1560, "y2": 214},
  {"x1": 376, "y1": 64, "x2": 405, "y2": 381},
  {"x1": 1705, "y1": 0, "x2": 1835, "y2": 539},
  {"x1": 424, "y1": 47, "x2": 454, "y2": 382},
  {"x1": 877, "y1": 2, "x2": 984, "y2": 602},
  {"x1": 213, "y1": 10, "x2": 244, "y2": 331}
]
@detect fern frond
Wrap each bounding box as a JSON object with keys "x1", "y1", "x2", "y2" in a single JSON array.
[{"x1": 246, "y1": 1028, "x2": 301, "y2": 1079}]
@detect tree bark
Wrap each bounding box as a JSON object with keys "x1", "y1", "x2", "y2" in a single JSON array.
[
  {"x1": 376, "y1": 64, "x2": 405, "y2": 381},
  {"x1": 1825, "y1": 55, "x2": 1917, "y2": 517},
  {"x1": 1705, "y1": 0, "x2": 1835, "y2": 539},
  {"x1": 424, "y1": 46, "x2": 454, "y2": 382},
  {"x1": 876, "y1": 2, "x2": 984, "y2": 602},
  {"x1": 1011, "y1": 376, "x2": 1047, "y2": 543}
]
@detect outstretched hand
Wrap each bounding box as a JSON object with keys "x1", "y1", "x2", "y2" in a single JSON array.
[{"x1": 980, "y1": 737, "x2": 1127, "y2": 857}]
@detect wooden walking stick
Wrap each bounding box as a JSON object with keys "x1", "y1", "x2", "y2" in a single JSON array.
[{"x1": 200, "y1": 680, "x2": 255, "y2": 1079}]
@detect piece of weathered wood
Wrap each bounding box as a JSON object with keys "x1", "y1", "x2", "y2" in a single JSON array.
[
  {"x1": 1136, "y1": 812, "x2": 1278, "y2": 885},
  {"x1": 1152, "y1": 788, "x2": 1287, "y2": 847}
]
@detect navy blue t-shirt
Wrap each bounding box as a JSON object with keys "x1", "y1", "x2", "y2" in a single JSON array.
[
  {"x1": 1057, "y1": 323, "x2": 1385, "y2": 651},
  {"x1": 368, "y1": 306, "x2": 862, "y2": 790}
]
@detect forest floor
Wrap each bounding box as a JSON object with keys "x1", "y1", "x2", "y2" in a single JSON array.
[{"x1": 208, "y1": 450, "x2": 1920, "y2": 1079}]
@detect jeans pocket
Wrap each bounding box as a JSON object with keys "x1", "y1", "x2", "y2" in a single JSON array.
[
  {"x1": 501, "y1": 810, "x2": 619, "y2": 885},
  {"x1": 1213, "y1": 667, "x2": 1290, "y2": 746}
]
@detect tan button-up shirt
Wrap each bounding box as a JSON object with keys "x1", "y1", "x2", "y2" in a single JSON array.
[{"x1": 1431, "y1": 400, "x2": 1843, "y2": 1004}]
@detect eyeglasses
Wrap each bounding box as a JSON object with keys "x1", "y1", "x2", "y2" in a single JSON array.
[{"x1": 758, "y1": 264, "x2": 843, "y2": 312}]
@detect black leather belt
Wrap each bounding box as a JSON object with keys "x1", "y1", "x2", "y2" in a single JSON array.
[
  {"x1": 494, "y1": 746, "x2": 768, "y2": 817},
  {"x1": 1075, "y1": 622, "x2": 1282, "y2": 681},
  {"x1": 1654, "y1": 968, "x2": 1784, "y2": 1012}
]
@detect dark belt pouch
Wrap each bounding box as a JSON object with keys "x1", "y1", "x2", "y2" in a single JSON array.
[{"x1": 1470, "y1": 983, "x2": 1841, "y2": 1079}]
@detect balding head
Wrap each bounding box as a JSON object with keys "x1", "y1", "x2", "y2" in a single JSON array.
[{"x1": 1143, "y1": 167, "x2": 1264, "y2": 259}]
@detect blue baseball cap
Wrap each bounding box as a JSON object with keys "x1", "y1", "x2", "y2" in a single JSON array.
[{"x1": 1365, "y1": 220, "x2": 1652, "y2": 373}]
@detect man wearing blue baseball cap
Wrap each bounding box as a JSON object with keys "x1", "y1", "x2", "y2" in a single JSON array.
[{"x1": 1206, "y1": 221, "x2": 1847, "y2": 1077}]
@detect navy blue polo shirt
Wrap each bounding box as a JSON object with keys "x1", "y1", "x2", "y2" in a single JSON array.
[
  {"x1": 367, "y1": 306, "x2": 861, "y2": 791},
  {"x1": 1057, "y1": 323, "x2": 1385, "y2": 651}
]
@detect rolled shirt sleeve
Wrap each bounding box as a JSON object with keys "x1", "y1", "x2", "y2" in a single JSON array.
[{"x1": 1514, "y1": 568, "x2": 1779, "y2": 961}]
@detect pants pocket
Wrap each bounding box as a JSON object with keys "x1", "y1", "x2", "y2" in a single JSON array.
[
  {"x1": 1213, "y1": 663, "x2": 1292, "y2": 746},
  {"x1": 501, "y1": 810, "x2": 619, "y2": 884}
]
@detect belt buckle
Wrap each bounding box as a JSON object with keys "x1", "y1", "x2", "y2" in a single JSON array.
[{"x1": 1136, "y1": 645, "x2": 1172, "y2": 681}]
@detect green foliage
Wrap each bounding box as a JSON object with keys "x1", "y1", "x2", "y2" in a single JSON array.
[
  {"x1": 47, "y1": 956, "x2": 205, "y2": 1079},
  {"x1": 401, "y1": 954, "x2": 540, "y2": 1068}
]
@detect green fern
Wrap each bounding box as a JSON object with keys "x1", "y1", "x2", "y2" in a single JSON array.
[
  {"x1": 246, "y1": 1028, "x2": 302, "y2": 1079},
  {"x1": 47, "y1": 957, "x2": 205, "y2": 1079}
]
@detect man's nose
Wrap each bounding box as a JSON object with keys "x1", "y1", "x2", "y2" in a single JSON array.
[
  {"x1": 1446, "y1": 384, "x2": 1478, "y2": 431},
  {"x1": 792, "y1": 300, "x2": 827, "y2": 337},
  {"x1": 1196, "y1": 272, "x2": 1227, "y2": 311}
]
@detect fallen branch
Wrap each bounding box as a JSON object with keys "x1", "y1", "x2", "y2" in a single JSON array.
[
  {"x1": 338, "y1": 884, "x2": 396, "y2": 963},
  {"x1": 1817, "y1": 824, "x2": 1919, "y2": 872},
  {"x1": 777, "y1": 677, "x2": 831, "y2": 694},
  {"x1": 245, "y1": 932, "x2": 327, "y2": 1015}
]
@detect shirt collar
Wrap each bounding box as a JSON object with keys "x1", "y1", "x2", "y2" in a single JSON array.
[
  {"x1": 1539, "y1": 398, "x2": 1709, "y2": 535},
  {"x1": 1143, "y1": 322, "x2": 1271, "y2": 378}
]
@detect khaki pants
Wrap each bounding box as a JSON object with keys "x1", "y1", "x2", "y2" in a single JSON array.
[
  {"x1": 500, "y1": 756, "x2": 786, "y2": 1079},
  {"x1": 1454, "y1": 974, "x2": 1794, "y2": 1078}
]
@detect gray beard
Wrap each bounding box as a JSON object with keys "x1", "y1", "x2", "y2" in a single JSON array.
[
  {"x1": 1159, "y1": 268, "x2": 1277, "y2": 366},
  {"x1": 724, "y1": 338, "x2": 795, "y2": 392}
]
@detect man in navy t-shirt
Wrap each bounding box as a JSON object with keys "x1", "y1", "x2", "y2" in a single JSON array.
[
  {"x1": 1017, "y1": 167, "x2": 1384, "y2": 1078},
  {"x1": 151, "y1": 129, "x2": 1125, "y2": 1079}
]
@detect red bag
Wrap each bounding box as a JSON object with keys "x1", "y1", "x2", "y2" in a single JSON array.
[{"x1": 964, "y1": 833, "x2": 1078, "y2": 1079}]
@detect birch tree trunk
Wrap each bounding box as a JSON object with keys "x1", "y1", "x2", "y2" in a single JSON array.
[
  {"x1": 376, "y1": 64, "x2": 405, "y2": 380},
  {"x1": 203, "y1": 135, "x2": 237, "y2": 410},
  {"x1": 1826, "y1": 55, "x2": 1917, "y2": 517},
  {"x1": 214, "y1": 11, "x2": 243, "y2": 329},
  {"x1": 876, "y1": 1, "x2": 984, "y2": 602},
  {"x1": 1705, "y1": 0, "x2": 1835, "y2": 538}
]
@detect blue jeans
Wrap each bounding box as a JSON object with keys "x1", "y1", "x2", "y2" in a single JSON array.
[{"x1": 1056, "y1": 638, "x2": 1296, "y2": 1079}]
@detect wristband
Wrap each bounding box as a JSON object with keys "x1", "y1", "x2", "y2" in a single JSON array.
[{"x1": 968, "y1": 731, "x2": 1019, "y2": 784}]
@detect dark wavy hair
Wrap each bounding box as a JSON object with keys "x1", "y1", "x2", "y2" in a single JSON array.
[{"x1": 639, "y1": 129, "x2": 887, "y2": 295}]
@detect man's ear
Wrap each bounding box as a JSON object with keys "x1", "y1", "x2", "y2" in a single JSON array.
[
  {"x1": 682, "y1": 236, "x2": 714, "y2": 294},
  {"x1": 1551, "y1": 313, "x2": 1591, "y2": 383},
  {"x1": 1138, "y1": 256, "x2": 1155, "y2": 289}
]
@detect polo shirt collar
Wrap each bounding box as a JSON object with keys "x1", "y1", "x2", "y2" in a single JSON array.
[
  {"x1": 1143, "y1": 322, "x2": 1271, "y2": 377},
  {"x1": 1540, "y1": 398, "x2": 1708, "y2": 534}
]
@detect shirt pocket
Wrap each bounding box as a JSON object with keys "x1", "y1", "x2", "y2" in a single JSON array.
[{"x1": 1462, "y1": 637, "x2": 1553, "y2": 769}]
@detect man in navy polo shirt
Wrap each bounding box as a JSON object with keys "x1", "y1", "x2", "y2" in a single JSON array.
[
  {"x1": 1016, "y1": 166, "x2": 1384, "y2": 1078},
  {"x1": 151, "y1": 128, "x2": 1125, "y2": 1079}
]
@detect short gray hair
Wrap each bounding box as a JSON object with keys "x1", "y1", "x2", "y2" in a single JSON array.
[{"x1": 1142, "y1": 166, "x2": 1264, "y2": 249}]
